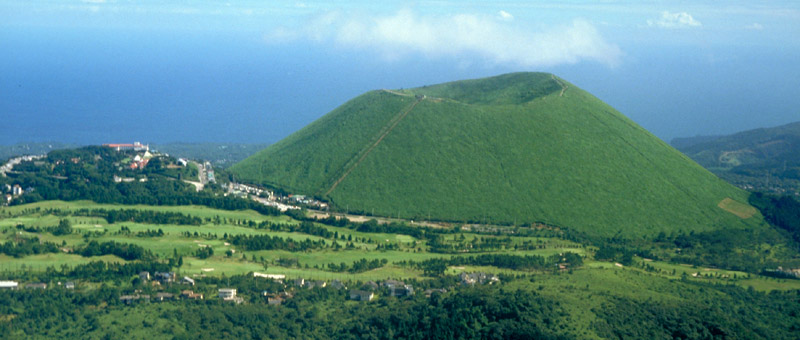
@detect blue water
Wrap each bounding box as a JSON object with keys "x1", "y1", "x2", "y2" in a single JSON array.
[
  {"x1": 1, "y1": 27, "x2": 486, "y2": 145},
  {"x1": 2, "y1": 27, "x2": 799, "y2": 145}
]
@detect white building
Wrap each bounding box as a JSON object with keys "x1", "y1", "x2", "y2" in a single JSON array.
[
  {"x1": 0, "y1": 281, "x2": 19, "y2": 289},
  {"x1": 218, "y1": 288, "x2": 237, "y2": 300}
]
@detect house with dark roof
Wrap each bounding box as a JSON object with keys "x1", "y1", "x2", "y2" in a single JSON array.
[
  {"x1": 154, "y1": 292, "x2": 174, "y2": 302},
  {"x1": 390, "y1": 284, "x2": 414, "y2": 298},
  {"x1": 120, "y1": 294, "x2": 150, "y2": 305},
  {"x1": 349, "y1": 289, "x2": 374, "y2": 301},
  {"x1": 330, "y1": 280, "x2": 347, "y2": 290},
  {"x1": 363, "y1": 281, "x2": 379, "y2": 291},
  {"x1": 154, "y1": 272, "x2": 176, "y2": 283},
  {"x1": 25, "y1": 283, "x2": 47, "y2": 290}
]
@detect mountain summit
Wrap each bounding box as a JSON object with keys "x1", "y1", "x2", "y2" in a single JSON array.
[{"x1": 232, "y1": 73, "x2": 758, "y2": 236}]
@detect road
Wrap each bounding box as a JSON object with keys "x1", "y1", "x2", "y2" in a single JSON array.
[{"x1": 306, "y1": 209, "x2": 451, "y2": 229}]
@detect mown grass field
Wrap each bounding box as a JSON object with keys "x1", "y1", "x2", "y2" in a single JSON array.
[
  {"x1": 1, "y1": 200, "x2": 795, "y2": 294},
  {"x1": 0, "y1": 201, "x2": 584, "y2": 280}
]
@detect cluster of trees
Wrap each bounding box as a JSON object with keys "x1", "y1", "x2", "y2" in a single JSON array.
[
  {"x1": 594, "y1": 245, "x2": 637, "y2": 266},
  {"x1": 195, "y1": 246, "x2": 214, "y2": 259},
  {"x1": 326, "y1": 258, "x2": 388, "y2": 273},
  {"x1": 11, "y1": 219, "x2": 73, "y2": 236},
  {"x1": 51, "y1": 219, "x2": 73, "y2": 236},
  {"x1": 427, "y1": 234, "x2": 519, "y2": 253},
  {"x1": 69, "y1": 208, "x2": 203, "y2": 226},
  {"x1": 401, "y1": 252, "x2": 584, "y2": 276},
  {"x1": 0, "y1": 238, "x2": 61, "y2": 258},
  {"x1": 264, "y1": 221, "x2": 334, "y2": 239},
  {"x1": 308, "y1": 216, "x2": 429, "y2": 240},
  {"x1": 749, "y1": 192, "x2": 800, "y2": 244},
  {"x1": 225, "y1": 234, "x2": 328, "y2": 252},
  {"x1": 76, "y1": 241, "x2": 153, "y2": 261},
  {"x1": 134, "y1": 229, "x2": 165, "y2": 238}
]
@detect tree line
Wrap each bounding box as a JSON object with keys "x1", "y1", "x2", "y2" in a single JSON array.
[{"x1": 400, "y1": 252, "x2": 584, "y2": 276}]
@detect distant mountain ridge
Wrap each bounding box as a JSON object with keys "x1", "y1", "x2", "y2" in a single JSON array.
[
  {"x1": 232, "y1": 72, "x2": 760, "y2": 237},
  {"x1": 154, "y1": 143, "x2": 269, "y2": 169},
  {"x1": 672, "y1": 121, "x2": 800, "y2": 195},
  {"x1": 670, "y1": 135, "x2": 724, "y2": 150},
  {"x1": 0, "y1": 142, "x2": 76, "y2": 161}
]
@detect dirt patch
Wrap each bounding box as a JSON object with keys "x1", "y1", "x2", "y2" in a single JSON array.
[{"x1": 717, "y1": 197, "x2": 757, "y2": 219}]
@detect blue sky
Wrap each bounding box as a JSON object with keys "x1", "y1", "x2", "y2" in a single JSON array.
[{"x1": 1, "y1": 1, "x2": 799, "y2": 144}]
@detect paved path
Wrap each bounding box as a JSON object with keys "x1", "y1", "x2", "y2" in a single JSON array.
[
  {"x1": 323, "y1": 96, "x2": 424, "y2": 196},
  {"x1": 552, "y1": 74, "x2": 568, "y2": 97}
]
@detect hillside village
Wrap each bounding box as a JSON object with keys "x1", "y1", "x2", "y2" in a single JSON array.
[{"x1": 1, "y1": 270, "x2": 498, "y2": 307}]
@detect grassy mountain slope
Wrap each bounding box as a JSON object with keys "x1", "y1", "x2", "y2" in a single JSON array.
[
  {"x1": 232, "y1": 73, "x2": 759, "y2": 237},
  {"x1": 672, "y1": 121, "x2": 800, "y2": 194}
]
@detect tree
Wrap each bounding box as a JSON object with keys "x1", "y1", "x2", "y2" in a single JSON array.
[{"x1": 53, "y1": 219, "x2": 73, "y2": 236}]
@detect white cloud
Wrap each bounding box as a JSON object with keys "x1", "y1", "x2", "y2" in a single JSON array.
[
  {"x1": 498, "y1": 10, "x2": 513, "y2": 21},
  {"x1": 647, "y1": 11, "x2": 701, "y2": 28},
  {"x1": 745, "y1": 22, "x2": 764, "y2": 30},
  {"x1": 267, "y1": 9, "x2": 622, "y2": 68}
]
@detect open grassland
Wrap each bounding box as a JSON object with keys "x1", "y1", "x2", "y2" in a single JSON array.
[{"x1": 718, "y1": 197, "x2": 758, "y2": 218}]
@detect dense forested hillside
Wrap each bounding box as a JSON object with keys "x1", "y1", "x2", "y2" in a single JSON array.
[{"x1": 672, "y1": 121, "x2": 800, "y2": 195}]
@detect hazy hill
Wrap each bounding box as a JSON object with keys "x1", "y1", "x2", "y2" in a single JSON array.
[
  {"x1": 232, "y1": 72, "x2": 759, "y2": 237},
  {"x1": 670, "y1": 135, "x2": 724, "y2": 150},
  {"x1": 0, "y1": 142, "x2": 76, "y2": 161},
  {"x1": 672, "y1": 121, "x2": 800, "y2": 195},
  {"x1": 153, "y1": 143, "x2": 269, "y2": 169}
]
